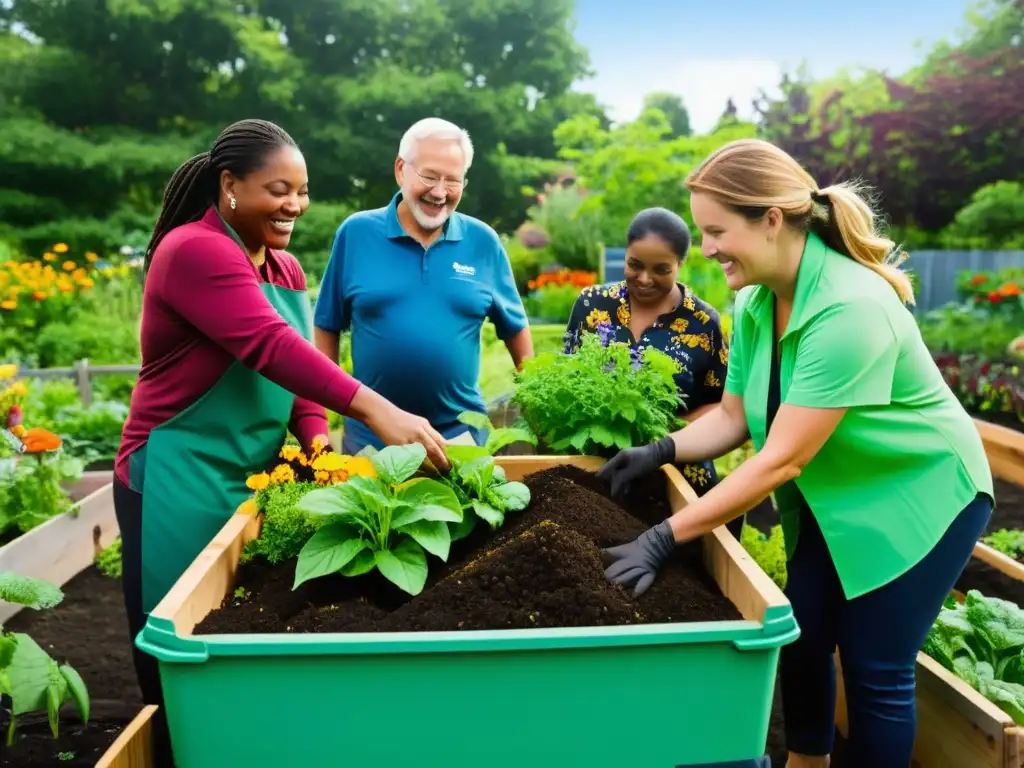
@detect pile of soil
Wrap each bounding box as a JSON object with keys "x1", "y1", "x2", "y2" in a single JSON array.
[
  {"x1": 1, "y1": 567, "x2": 142, "y2": 767},
  {"x1": 196, "y1": 465, "x2": 742, "y2": 635}
]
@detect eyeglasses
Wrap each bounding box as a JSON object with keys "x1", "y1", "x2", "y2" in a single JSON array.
[{"x1": 408, "y1": 165, "x2": 467, "y2": 191}]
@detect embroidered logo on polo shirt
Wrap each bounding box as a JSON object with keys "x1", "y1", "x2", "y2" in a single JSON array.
[{"x1": 452, "y1": 261, "x2": 476, "y2": 276}]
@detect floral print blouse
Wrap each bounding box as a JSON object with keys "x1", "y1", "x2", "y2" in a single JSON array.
[{"x1": 563, "y1": 280, "x2": 729, "y2": 493}]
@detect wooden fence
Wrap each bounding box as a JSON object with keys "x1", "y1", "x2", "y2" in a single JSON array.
[
  {"x1": 602, "y1": 247, "x2": 1024, "y2": 314},
  {"x1": 15, "y1": 360, "x2": 139, "y2": 406}
]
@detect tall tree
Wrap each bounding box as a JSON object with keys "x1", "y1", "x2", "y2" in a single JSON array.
[{"x1": 642, "y1": 92, "x2": 692, "y2": 137}]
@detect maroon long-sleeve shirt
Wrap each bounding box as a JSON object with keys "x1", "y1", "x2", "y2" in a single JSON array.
[{"x1": 115, "y1": 207, "x2": 362, "y2": 488}]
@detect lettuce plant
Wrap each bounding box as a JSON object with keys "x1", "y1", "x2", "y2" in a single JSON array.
[
  {"x1": 0, "y1": 572, "x2": 89, "y2": 745},
  {"x1": 922, "y1": 590, "x2": 1024, "y2": 723},
  {"x1": 445, "y1": 410, "x2": 537, "y2": 464},
  {"x1": 293, "y1": 444, "x2": 463, "y2": 595},
  {"x1": 510, "y1": 329, "x2": 681, "y2": 456},
  {"x1": 439, "y1": 456, "x2": 531, "y2": 542},
  {"x1": 983, "y1": 528, "x2": 1024, "y2": 561}
]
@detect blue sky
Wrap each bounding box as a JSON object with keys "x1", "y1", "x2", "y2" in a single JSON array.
[{"x1": 571, "y1": 0, "x2": 971, "y2": 133}]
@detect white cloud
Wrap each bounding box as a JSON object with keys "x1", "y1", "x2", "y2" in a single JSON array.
[{"x1": 579, "y1": 58, "x2": 785, "y2": 134}]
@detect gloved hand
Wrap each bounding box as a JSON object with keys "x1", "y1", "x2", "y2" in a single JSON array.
[
  {"x1": 602, "y1": 520, "x2": 676, "y2": 597},
  {"x1": 595, "y1": 435, "x2": 675, "y2": 498}
]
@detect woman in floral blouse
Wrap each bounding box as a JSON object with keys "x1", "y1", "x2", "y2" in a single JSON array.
[{"x1": 564, "y1": 208, "x2": 734, "y2": 531}]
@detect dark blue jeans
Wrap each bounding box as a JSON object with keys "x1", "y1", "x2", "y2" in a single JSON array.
[{"x1": 781, "y1": 493, "x2": 992, "y2": 765}]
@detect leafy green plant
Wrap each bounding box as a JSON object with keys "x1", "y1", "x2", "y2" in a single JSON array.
[
  {"x1": 983, "y1": 529, "x2": 1024, "y2": 561},
  {"x1": 437, "y1": 455, "x2": 531, "y2": 542},
  {"x1": 0, "y1": 572, "x2": 90, "y2": 745},
  {"x1": 446, "y1": 410, "x2": 536, "y2": 464},
  {"x1": 510, "y1": 329, "x2": 681, "y2": 457},
  {"x1": 293, "y1": 444, "x2": 464, "y2": 595},
  {"x1": 240, "y1": 480, "x2": 323, "y2": 565},
  {"x1": 739, "y1": 524, "x2": 787, "y2": 590},
  {"x1": 922, "y1": 590, "x2": 1024, "y2": 724},
  {"x1": 95, "y1": 537, "x2": 122, "y2": 579},
  {"x1": 0, "y1": 452, "x2": 83, "y2": 537}
]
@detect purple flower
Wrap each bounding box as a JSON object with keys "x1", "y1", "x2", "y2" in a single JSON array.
[
  {"x1": 595, "y1": 321, "x2": 614, "y2": 347},
  {"x1": 629, "y1": 346, "x2": 643, "y2": 371}
]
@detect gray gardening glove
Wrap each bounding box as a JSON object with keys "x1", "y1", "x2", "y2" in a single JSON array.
[
  {"x1": 602, "y1": 520, "x2": 676, "y2": 597},
  {"x1": 595, "y1": 435, "x2": 676, "y2": 498}
]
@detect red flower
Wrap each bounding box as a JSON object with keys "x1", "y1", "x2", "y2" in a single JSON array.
[
  {"x1": 5, "y1": 405, "x2": 21, "y2": 428},
  {"x1": 988, "y1": 291, "x2": 1002, "y2": 303}
]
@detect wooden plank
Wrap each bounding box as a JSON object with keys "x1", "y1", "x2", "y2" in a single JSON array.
[
  {"x1": 836, "y1": 649, "x2": 1017, "y2": 767},
  {"x1": 976, "y1": 418, "x2": 1024, "y2": 487},
  {"x1": 973, "y1": 541, "x2": 1024, "y2": 583},
  {"x1": 494, "y1": 454, "x2": 605, "y2": 481},
  {"x1": 0, "y1": 482, "x2": 118, "y2": 623},
  {"x1": 95, "y1": 705, "x2": 158, "y2": 768}
]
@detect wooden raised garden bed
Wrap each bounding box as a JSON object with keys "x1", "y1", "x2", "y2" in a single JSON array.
[
  {"x1": 136, "y1": 455, "x2": 799, "y2": 767},
  {"x1": 0, "y1": 479, "x2": 153, "y2": 766},
  {"x1": 94, "y1": 705, "x2": 159, "y2": 768},
  {"x1": 836, "y1": 650, "x2": 1024, "y2": 767}
]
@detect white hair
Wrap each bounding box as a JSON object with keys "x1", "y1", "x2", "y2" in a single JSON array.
[{"x1": 397, "y1": 118, "x2": 474, "y2": 172}]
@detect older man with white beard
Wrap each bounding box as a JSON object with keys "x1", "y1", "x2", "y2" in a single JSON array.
[{"x1": 313, "y1": 117, "x2": 533, "y2": 455}]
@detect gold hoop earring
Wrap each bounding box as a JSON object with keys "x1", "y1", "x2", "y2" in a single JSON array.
[{"x1": 229, "y1": 196, "x2": 237, "y2": 210}]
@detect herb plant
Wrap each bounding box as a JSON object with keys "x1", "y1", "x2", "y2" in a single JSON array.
[
  {"x1": 739, "y1": 524, "x2": 787, "y2": 589},
  {"x1": 439, "y1": 456, "x2": 532, "y2": 542},
  {"x1": 444, "y1": 410, "x2": 536, "y2": 464},
  {"x1": 510, "y1": 327, "x2": 681, "y2": 456},
  {"x1": 922, "y1": 590, "x2": 1024, "y2": 724},
  {"x1": 0, "y1": 572, "x2": 90, "y2": 745},
  {"x1": 293, "y1": 444, "x2": 464, "y2": 595},
  {"x1": 95, "y1": 537, "x2": 122, "y2": 579},
  {"x1": 983, "y1": 528, "x2": 1024, "y2": 561}
]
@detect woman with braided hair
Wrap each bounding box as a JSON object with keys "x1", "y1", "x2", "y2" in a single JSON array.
[
  {"x1": 596, "y1": 139, "x2": 993, "y2": 766},
  {"x1": 114, "y1": 119, "x2": 449, "y2": 762}
]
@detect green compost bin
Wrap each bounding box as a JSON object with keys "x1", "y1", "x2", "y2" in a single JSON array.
[{"x1": 138, "y1": 605, "x2": 799, "y2": 767}]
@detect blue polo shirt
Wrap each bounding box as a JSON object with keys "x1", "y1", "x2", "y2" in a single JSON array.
[{"x1": 313, "y1": 192, "x2": 528, "y2": 451}]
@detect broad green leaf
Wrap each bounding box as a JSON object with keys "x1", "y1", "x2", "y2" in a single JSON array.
[
  {"x1": 472, "y1": 500, "x2": 505, "y2": 529},
  {"x1": 569, "y1": 428, "x2": 591, "y2": 453},
  {"x1": 484, "y1": 427, "x2": 537, "y2": 455},
  {"x1": 491, "y1": 465, "x2": 507, "y2": 484},
  {"x1": 588, "y1": 423, "x2": 616, "y2": 447},
  {"x1": 297, "y1": 485, "x2": 364, "y2": 518},
  {"x1": 449, "y1": 513, "x2": 478, "y2": 542},
  {"x1": 394, "y1": 479, "x2": 463, "y2": 525},
  {"x1": 487, "y1": 481, "x2": 531, "y2": 512},
  {"x1": 0, "y1": 573, "x2": 63, "y2": 610},
  {"x1": 370, "y1": 444, "x2": 427, "y2": 485},
  {"x1": 8, "y1": 633, "x2": 53, "y2": 715},
  {"x1": 402, "y1": 520, "x2": 451, "y2": 561},
  {"x1": 460, "y1": 456, "x2": 496, "y2": 494},
  {"x1": 293, "y1": 523, "x2": 368, "y2": 589},
  {"x1": 345, "y1": 475, "x2": 392, "y2": 513},
  {"x1": 375, "y1": 540, "x2": 428, "y2": 595},
  {"x1": 445, "y1": 444, "x2": 489, "y2": 463},
  {"x1": 0, "y1": 635, "x2": 17, "y2": 669},
  {"x1": 456, "y1": 410, "x2": 492, "y2": 431},
  {"x1": 340, "y1": 549, "x2": 376, "y2": 577},
  {"x1": 355, "y1": 445, "x2": 378, "y2": 458},
  {"x1": 59, "y1": 664, "x2": 89, "y2": 723}
]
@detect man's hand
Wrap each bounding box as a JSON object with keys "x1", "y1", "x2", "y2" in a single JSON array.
[
  {"x1": 367, "y1": 406, "x2": 450, "y2": 472},
  {"x1": 595, "y1": 435, "x2": 675, "y2": 498},
  {"x1": 602, "y1": 521, "x2": 676, "y2": 598}
]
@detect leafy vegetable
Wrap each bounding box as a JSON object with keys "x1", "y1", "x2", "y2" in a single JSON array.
[
  {"x1": 241, "y1": 480, "x2": 324, "y2": 565},
  {"x1": 0, "y1": 572, "x2": 90, "y2": 745},
  {"x1": 292, "y1": 444, "x2": 462, "y2": 595},
  {"x1": 444, "y1": 410, "x2": 537, "y2": 464},
  {"x1": 438, "y1": 455, "x2": 532, "y2": 542},
  {"x1": 983, "y1": 528, "x2": 1024, "y2": 561},
  {"x1": 95, "y1": 536, "x2": 122, "y2": 579},
  {"x1": 922, "y1": 590, "x2": 1024, "y2": 724},
  {"x1": 739, "y1": 524, "x2": 787, "y2": 589},
  {"x1": 510, "y1": 330, "x2": 681, "y2": 457}
]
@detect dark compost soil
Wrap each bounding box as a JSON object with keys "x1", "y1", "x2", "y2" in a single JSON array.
[
  {"x1": 196, "y1": 465, "x2": 742, "y2": 635},
  {"x1": 0, "y1": 567, "x2": 142, "y2": 767},
  {"x1": 956, "y1": 478, "x2": 1024, "y2": 603}
]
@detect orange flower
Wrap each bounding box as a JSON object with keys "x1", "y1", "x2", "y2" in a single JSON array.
[
  {"x1": 85, "y1": 252, "x2": 99, "y2": 262},
  {"x1": 31, "y1": 290, "x2": 46, "y2": 301},
  {"x1": 970, "y1": 273, "x2": 987, "y2": 286},
  {"x1": 998, "y1": 282, "x2": 1022, "y2": 297},
  {"x1": 21, "y1": 427, "x2": 62, "y2": 454},
  {"x1": 0, "y1": 300, "x2": 15, "y2": 311},
  {"x1": 62, "y1": 261, "x2": 76, "y2": 272},
  {"x1": 53, "y1": 243, "x2": 69, "y2": 254},
  {"x1": 42, "y1": 252, "x2": 57, "y2": 262},
  {"x1": 246, "y1": 472, "x2": 270, "y2": 491}
]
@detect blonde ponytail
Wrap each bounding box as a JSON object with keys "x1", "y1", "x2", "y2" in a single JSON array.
[
  {"x1": 686, "y1": 138, "x2": 915, "y2": 306},
  {"x1": 816, "y1": 182, "x2": 915, "y2": 305}
]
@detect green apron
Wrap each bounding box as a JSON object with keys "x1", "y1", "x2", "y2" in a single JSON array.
[{"x1": 131, "y1": 222, "x2": 312, "y2": 613}]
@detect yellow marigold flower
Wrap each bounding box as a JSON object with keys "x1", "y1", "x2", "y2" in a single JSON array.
[
  {"x1": 236, "y1": 499, "x2": 258, "y2": 516},
  {"x1": 246, "y1": 472, "x2": 270, "y2": 491},
  {"x1": 345, "y1": 457, "x2": 376, "y2": 478},
  {"x1": 279, "y1": 444, "x2": 303, "y2": 463},
  {"x1": 85, "y1": 252, "x2": 99, "y2": 262},
  {"x1": 314, "y1": 470, "x2": 330, "y2": 485},
  {"x1": 0, "y1": 300, "x2": 16, "y2": 311},
  {"x1": 270, "y1": 464, "x2": 295, "y2": 484},
  {"x1": 62, "y1": 261, "x2": 76, "y2": 272},
  {"x1": 9, "y1": 381, "x2": 26, "y2": 397},
  {"x1": 311, "y1": 434, "x2": 327, "y2": 454},
  {"x1": 312, "y1": 452, "x2": 346, "y2": 472},
  {"x1": 43, "y1": 252, "x2": 57, "y2": 262},
  {"x1": 330, "y1": 469, "x2": 350, "y2": 484},
  {"x1": 53, "y1": 243, "x2": 69, "y2": 254},
  {"x1": 10, "y1": 424, "x2": 26, "y2": 437},
  {"x1": 0, "y1": 364, "x2": 17, "y2": 379}
]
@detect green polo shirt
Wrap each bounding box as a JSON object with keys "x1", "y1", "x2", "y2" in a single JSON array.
[{"x1": 727, "y1": 232, "x2": 993, "y2": 599}]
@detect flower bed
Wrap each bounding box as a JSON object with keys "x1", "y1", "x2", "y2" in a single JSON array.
[{"x1": 136, "y1": 454, "x2": 798, "y2": 767}]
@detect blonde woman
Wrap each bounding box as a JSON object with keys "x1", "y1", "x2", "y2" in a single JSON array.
[{"x1": 597, "y1": 139, "x2": 993, "y2": 767}]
